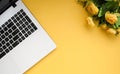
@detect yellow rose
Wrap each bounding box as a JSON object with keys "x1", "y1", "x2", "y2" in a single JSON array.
[
  {"x1": 86, "y1": 17, "x2": 95, "y2": 27},
  {"x1": 86, "y1": 2, "x2": 99, "y2": 16},
  {"x1": 100, "y1": 24, "x2": 108, "y2": 30},
  {"x1": 105, "y1": 11, "x2": 118, "y2": 25},
  {"x1": 106, "y1": 28, "x2": 117, "y2": 35}
]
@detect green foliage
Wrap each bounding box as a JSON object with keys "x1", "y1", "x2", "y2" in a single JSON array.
[{"x1": 98, "y1": 1, "x2": 119, "y2": 17}]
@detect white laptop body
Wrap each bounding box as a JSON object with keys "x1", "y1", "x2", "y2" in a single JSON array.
[{"x1": 0, "y1": 0, "x2": 56, "y2": 74}]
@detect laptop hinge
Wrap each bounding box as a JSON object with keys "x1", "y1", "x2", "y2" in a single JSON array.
[{"x1": 12, "y1": 2, "x2": 17, "y2": 8}]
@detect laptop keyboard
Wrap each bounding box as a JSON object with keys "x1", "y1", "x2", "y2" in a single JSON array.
[{"x1": 0, "y1": 9, "x2": 38, "y2": 59}]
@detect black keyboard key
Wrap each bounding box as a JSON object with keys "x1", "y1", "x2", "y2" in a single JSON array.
[
  {"x1": 24, "y1": 33, "x2": 28, "y2": 37},
  {"x1": 6, "y1": 43, "x2": 10, "y2": 47},
  {"x1": 7, "y1": 22, "x2": 14, "y2": 28},
  {"x1": 9, "y1": 40, "x2": 13, "y2": 44},
  {"x1": 21, "y1": 30, "x2": 26, "y2": 34},
  {"x1": 0, "y1": 30, "x2": 4, "y2": 34},
  {"x1": 12, "y1": 41, "x2": 19, "y2": 47},
  {"x1": 2, "y1": 45, "x2": 6, "y2": 49},
  {"x1": 28, "y1": 25, "x2": 31, "y2": 29},
  {"x1": 18, "y1": 32, "x2": 22, "y2": 36},
  {"x1": 13, "y1": 19, "x2": 17, "y2": 23},
  {"x1": 2, "y1": 24, "x2": 5, "y2": 28},
  {"x1": 8, "y1": 46, "x2": 13, "y2": 50},
  {"x1": 31, "y1": 23, "x2": 37, "y2": 30},
  {"x1": 25, "y1": 16, "x2": 32, "y2": 23},
  {"x1": 17, "y1": 12, "x2": 20, "y2": 15},
  {"x1": 0, "y1": 38, "x2": 2, "y2": 41},
  {"x1": 21, "y1": 36, "x2": 25, "y2": 40},
  {"x1": 1, "y1": 35, "x2": 5, "y2": 39},
  {"x1": 22, "y1": 18, "x2": 26, "y2": 22},
  {"x1": 11, "y1": 16, "x2": 15, "y2": 20},
  {"x1": 13, "y1": 35, "x2": 19, "y2": 41},
  {"x1": 30, "y1": 28, "x2": 34, "y2": 33},
  {"x1": 20, "y1": 9, "x2": 24, "y2": 13},
  {"x1": 25, "y1": 27, "x2": 29, "y2": 32},
  {"x1": 8, "y1": 19, "x2": 11, "y2": 22},
  {"x1": 0, "y1": 52, "x2": 6, "y2": 59},
  {"x1": 5, "y1": 38, "x2": 9, "y2": 42},
  {"x1": 5, "y1": 32, "x2": 9, "y2": 36},
  {"x1": 22, "y1": 12, "x2": 26, "y2": 16},
  {"x1": 14, "y1": 14, "x2": 18, "y2": 18},
  {"x1": 8, "y1": 29, "x2": 12, "y2": 33},
  {"x1": 22, "y1": 24, "x2": 26, "y2": 28},
  {"x1": 19, "y1": 14, "x2": 23, "y2": 18},
  {"x1": 16, "y1": 17, "x2": 20, "y2": 21},
  {"x1": 19, "y1": 26, "x2": 23, "y2": 30},
  {"x1": 25, "y1": 21, "x2": 29, "y2": 25},
  {"x1": 12, "y1": 25, "x2": 17, "y2": 30},
  {"x1": 1, "y1": 40, "x2": 5, "y2": 45},
  {"x1": 5, "y1": 22, "x2": 8, "y2": 25},
  {"x1": 5, "y1": 49, "x2": 9, "y2": 53},
  {"x1": 18, "y1": 38, "x2": 22, "y2": 42},
  {"x1": 0, "y1": 48, "x2": 3, "y2": 52},
  {"x1": 0, "y1": 43, "x2": 2, "y2": 47},
  {"x1": 12, "y1": 29, "x2": 19, "y2": 36},
  {"x1": 8, "y1": 35, "x2": 12, "y2": 39},
  {"x1": 27, "y1": 31, "x2": 31, "y2": 35},
  {"x1": 16, "y1": 23, "x2": 20, "y2": 27},
  {"x1": 19, "y1": 20, "x2": 23, "y2": 24},
  {"x1": 3, "y1": 27, "x2": 8, "y2": 31}
]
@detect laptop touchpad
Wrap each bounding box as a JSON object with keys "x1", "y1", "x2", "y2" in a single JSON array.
[{"x1": 0, "y1": 56, "x2": 20, "y2": 74}]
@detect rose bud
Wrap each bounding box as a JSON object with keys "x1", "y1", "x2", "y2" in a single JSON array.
[
  {"x1": 86, "y1": 17, "x2": 95, "y2": 27},
  {"x1": 100, "y1": 24, "x2": 108, "y2": 30},
  {"x1": 105, "y1": 11, "x2": 118, "y2": 25},
  {"x1": 86, "y1": 2, "x2": 99, "y2": 16},
  {"x1": 106, "y1": 28, "x2": 117, "y2": 35}
]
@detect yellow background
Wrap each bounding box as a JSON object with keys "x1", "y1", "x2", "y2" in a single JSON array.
[{"x1": 23, "y1": 0, "x2": 120, "y2": 74}]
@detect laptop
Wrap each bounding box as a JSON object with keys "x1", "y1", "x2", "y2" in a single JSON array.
[{"x1": 0, "y1": 0, "x2": 56, "y2": 74}]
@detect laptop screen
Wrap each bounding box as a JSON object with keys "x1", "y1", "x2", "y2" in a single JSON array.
[
  {"x1": 0, "y1": 0, "x2": 17, "y2": 15},
  {"x1": 0, "y1": 0, "x2": 9, "y2": 10}
]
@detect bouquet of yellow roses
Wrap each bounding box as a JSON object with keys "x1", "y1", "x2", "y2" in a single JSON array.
[{"x1": 78, "y1": 0, "x2": 120, "y2": 35}]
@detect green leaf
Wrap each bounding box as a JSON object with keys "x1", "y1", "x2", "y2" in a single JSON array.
[
  {"x1": 92, "y1": 0, "x2": 106, "y2": 7},
  {"x1": 105, "y1": 0, "x2": 113, "y2": 1},
  {"x1": 113, "y1": 24, "x2": 117, "y2": 29},
  {"x1": 115, "y1": 16, "x2": 120, "y2": 28},
  {"x1": 98, "y1": 1, "x2": 119, "y2": 17},
  {"x1": 98, "y1": 8, "x2": 103, "y2": 17}
]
